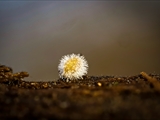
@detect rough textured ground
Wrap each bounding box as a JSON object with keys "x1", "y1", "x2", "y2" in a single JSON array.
[{"x1": 0, "y1": 64, "x2": 160, "y2": 120}]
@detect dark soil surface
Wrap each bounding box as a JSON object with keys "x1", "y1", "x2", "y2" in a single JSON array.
[{"x1": 0, "y1": 65, "x2": 160, "y2": 120}]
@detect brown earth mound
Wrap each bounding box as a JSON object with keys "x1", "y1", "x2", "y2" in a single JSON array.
[{"x1": 0, "y1": 65, "x2": 160, "y2": 120}]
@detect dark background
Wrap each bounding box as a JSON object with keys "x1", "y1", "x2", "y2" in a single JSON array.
[{"x1": 0, "y1": 1, "x2": 160, "y2": 81}]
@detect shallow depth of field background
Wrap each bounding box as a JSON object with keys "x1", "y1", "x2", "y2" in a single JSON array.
[{"x1": 0, "y1": 1, "x2": 160, "y2": 81}]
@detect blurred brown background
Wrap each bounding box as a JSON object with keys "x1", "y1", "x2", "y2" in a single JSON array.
[{"x1": 0, "y1": 1, "x2": 160, "y2": 81}]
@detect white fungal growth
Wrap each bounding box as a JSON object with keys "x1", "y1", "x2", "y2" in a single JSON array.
[{"x1": 58, "y1": 53, "x2": 88, "y2": 80}]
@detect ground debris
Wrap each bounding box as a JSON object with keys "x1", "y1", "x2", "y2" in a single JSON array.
[
  {"x1": 0, "y1": 65, "x2": 160, "y2": 120},
  {"x1": 141, "y1": 71, "x2": 160, "y2": 91}
]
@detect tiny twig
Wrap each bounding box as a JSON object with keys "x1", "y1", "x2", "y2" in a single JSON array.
[{"x1": 140, "y1": 72, "x2": 160, "y2": 91}]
